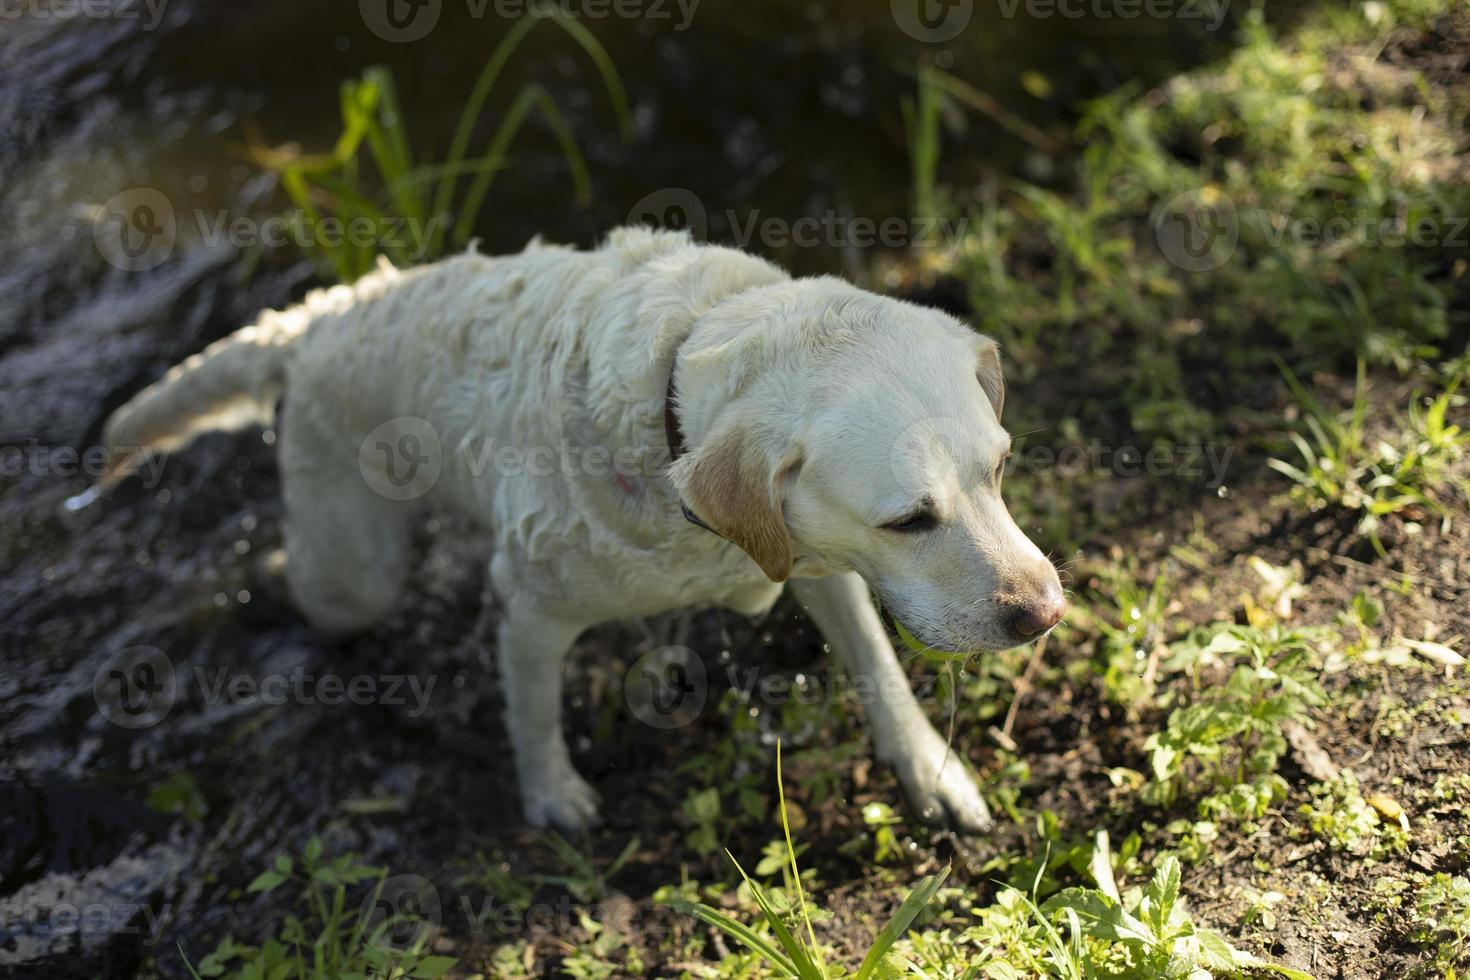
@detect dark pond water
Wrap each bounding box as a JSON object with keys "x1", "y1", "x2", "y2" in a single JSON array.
[{"x1": 0, "y1": 0, "x2": 1312, "y2": 975}]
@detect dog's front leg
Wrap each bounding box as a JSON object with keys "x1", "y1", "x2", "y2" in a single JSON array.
[
  {"x1": 496, "y1": 609, "x2": 602, "y2": 832},
  {"x1": 792, "y1": 573, "x2": 993, "y2": 833}
]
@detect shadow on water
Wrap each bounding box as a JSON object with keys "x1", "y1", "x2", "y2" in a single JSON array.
[{"x1": 0, "y1": 0, "x2": 1319, "y2": 975}]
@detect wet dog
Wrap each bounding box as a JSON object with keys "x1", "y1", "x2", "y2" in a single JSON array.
[{"x1": 99, "y1": 228, "x2": 1065, "y2": 832}]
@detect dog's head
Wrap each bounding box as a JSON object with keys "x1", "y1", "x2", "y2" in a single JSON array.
[{"x1": 669, "y1": 278, "x2": 1065, "y2": 653}]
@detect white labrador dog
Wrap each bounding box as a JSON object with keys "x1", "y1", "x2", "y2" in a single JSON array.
[{"x1": 100, "y1": 228, "x2": 1065, "y2": 833}]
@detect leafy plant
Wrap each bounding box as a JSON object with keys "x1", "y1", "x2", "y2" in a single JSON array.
[
  {"x1": 254, "y1": 14, "x2": 631, "y2": 282},
  {"x1": 1035, "y1": 837, "x2": 1313, "y2": 979},
  {"x1": 1145, "y1": 626, "x2": 1325, "y2": 817},
  {"x1": 678, "y1": 688, "x2": 775, "y2": 854},
  {"x1": 860, "y1": 802, "x2": 903, "y2": 865},
  {"x1": 1084, "y1": 562, "x2": 1174, "y2": 707},
  {"x1": 1412, "y1": 873, "x2": 1470, "y2": 973},
  {"x1": 183, "y1": 836, "x2": 454, "y2": 980},
  {"x1": 665, "y1": 743, "x2": 950, "y2": 978},
  {"x1": 914, "y1": 833, "x2": 1313, "y2": 978},
  {"x1": 1298, "y1": 772, "x2": 1409, "y2": 859}
]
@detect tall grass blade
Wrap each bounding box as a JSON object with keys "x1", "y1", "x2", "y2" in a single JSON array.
[
  {"x1": 725, "y1": 850, "x2": 825, "y2": 980},
  {"x1": 664, "y1": 900, "x2": 802, "y2": 978},
  {"x1": 853, "y1": 864, "x2": 951, "y2": 980},
  {"x1": 776, "y1": 744, "x2": 825, "y2": 975}
]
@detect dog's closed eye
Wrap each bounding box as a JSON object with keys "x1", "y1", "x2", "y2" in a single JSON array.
[
  {"x1": 994, "y1": 450, "x2": 1013, "y2": 486},
  {"x1": 882, "y1": 509, "x2": 937, "y2": 533}
]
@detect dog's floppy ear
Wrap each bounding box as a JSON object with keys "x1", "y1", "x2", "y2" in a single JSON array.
[
  {"x1": 974, "y1": 335, "x2": 1005, "y2": 421},
  {"x1": 670, "y1": 420, "x2": 800, "y2": 583}
]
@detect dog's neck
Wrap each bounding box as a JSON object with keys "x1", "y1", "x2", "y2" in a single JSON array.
[
  {"x1": 583, "y1": 232, "x2": 787, "y2": 469},
  {"x1": 663, "y1": 369, "x2": 689, "y2": 462}
]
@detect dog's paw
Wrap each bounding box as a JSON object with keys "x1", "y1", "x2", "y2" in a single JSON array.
[
  {"x1": 522, "y1": 769, "x2": 603, "y2": 834},
  {"x1": 894, "y1": 746, "x2": 994, "y2": 835}
]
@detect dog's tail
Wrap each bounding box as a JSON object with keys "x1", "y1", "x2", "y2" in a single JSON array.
[
  {"x1": 78, "y1": 311, "x2": 307, "y2": 508},
  {"x1": 67, "y1": 259, "x2": 408, "y2": 511}
]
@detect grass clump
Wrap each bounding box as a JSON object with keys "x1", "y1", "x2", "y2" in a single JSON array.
[
  {"x1": 929, "y1": 0, "x2": 1469, "y2": 457},
  {"x1": 183, "y1": 836, "x2": 453, "y2": 980},
  {"x1": 894, "y1": 834, "x2": 1312, "y2": 979},
  {"x1": 1298, "y1": 772, "x2": 1411, "y2": 859},
  {"x1": 664, "y1": 744, "x2": 949, "y2": 978},
  {"x1": 1270, "y1": 360, "x2": 1470, "y2": 554},
  {"x1": 252, "y1": 13, "x2": 631, "y2": 283}
]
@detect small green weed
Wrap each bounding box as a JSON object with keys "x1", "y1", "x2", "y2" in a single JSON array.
[
  {"x1": 665, "y1": 744, "x2": 949, "y2": 978},
  {"x1": 1412, "y1": 873, "x2": 1470, "y2": 973},
  {"x1": 1298, "y1": 772, "x2": 1410, "y2": 859},
  {"x1": 533, "y1": 832, "x2": 639, "y2": 904},
  {"x1": 1270, "y1": 360, "x2": 1469, "y2": 556},
  {"x1": 1145, "y1": 625, "x2": 1325, "y2": 819},
  {"x1": 182, "y1": 836, "x2": 453, "y2": 980},
  {"x1": 895, "y1": 833, "x2": 1312, "y2": 978},
  {"x1": 1083, "y1": 562, "x2": 1174, "y2": 707}
]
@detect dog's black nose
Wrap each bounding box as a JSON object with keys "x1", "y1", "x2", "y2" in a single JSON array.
[{"x1": 1009, "y1": 582, "x2": 1066, "y2": 640}]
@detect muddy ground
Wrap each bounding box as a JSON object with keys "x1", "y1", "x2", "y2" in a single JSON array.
[{"x1": 4, "y1": 304, "x2": 1467, "y2": 978}]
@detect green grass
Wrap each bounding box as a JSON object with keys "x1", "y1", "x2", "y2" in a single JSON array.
[
  {"x1": 253, "y1": 12, "x2": 631, "y2": 283},
  {"x1": 182, "y1": 837, "x2": 453, "y2": 980},
  {"x1": 1269, "y1": 359, "x2": 1469, "y2": 555},
  {"x1": 665, "y1": 744, "x2": 950, "y2": 979},
  {"x1": 923, "y1": 0, "x2": 1470, "y2": 457}
]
